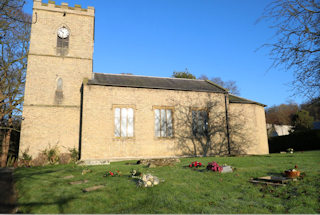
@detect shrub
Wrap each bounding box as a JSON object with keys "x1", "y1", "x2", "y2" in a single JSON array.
[
  {"x1": 268, "y1": 130, "x2": 320, "y2": 153},
  {"x1": 6, "y1": 155, "x2": 17, "y2": 167},
  {"x1": 32, "y1": 153, "x2": 48, "y2": 166},
  {"x1": 42, "y1": 145, "x2": 60, "y2": 165},
  {"x1": 19, "y1": 149, "x2": 32, "y2": 167},
  {"x1": 68, "y1": 147, "x2": 79, "y2": 163}
]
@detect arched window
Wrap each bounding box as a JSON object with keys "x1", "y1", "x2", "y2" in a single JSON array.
[
  {"x1": 57, "y1": 78, "x2": 63, "y2": 91},
  {"x1": 55, "y1": 77, "x2": 64, "y2": 104}
]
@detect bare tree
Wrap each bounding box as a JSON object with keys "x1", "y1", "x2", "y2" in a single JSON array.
[
  {"x1": 0, "y1": 0, "x2": 30, "y2": 167},
  {"x1": 171, "y1": 94, "x2": 251, "y2": 157},
  {"x1": 265, "y1": 103, "x2": 299, "y2": 125},
  {"x1": 260, "y1": 0, "x2": 320, "y2": 99}
]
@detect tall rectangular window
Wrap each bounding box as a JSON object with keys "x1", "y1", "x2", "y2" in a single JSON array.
[
  {"x1": 155, "y1": 108, "x2": 173, "y2": 137},
  {"x1": 192, "y1": 110, "x2": 208, "y2": 136},
  {"x1": 115, "y1": 107, "x2": 134, "y2": 137}
]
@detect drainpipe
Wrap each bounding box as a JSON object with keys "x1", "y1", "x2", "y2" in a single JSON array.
[
  {"x1": 78, "y1": 84, "x2": 84, "y2": 160},
  {"x1": 224, "y1": 93, "x2": 231, "y2": 155}
]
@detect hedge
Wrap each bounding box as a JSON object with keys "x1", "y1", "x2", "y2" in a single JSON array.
[{"x1": 268, "y1": 130, "x2": 320, "y2": 153}]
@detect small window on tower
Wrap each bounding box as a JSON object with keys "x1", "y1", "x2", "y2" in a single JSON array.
[
  {"x1": 57, "y1": 78, "x2": 63, "y2": 91},
  {"x1": 57, "y1": 27, "x2": 69, "y2": 56},
  {"x1": 55, "y1": 77, "x2": 63, "y2": 104}
]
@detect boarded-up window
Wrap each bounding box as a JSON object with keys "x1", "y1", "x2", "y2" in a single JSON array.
[
  {"x1": 155, "y1": 109, "x2": 173, "y2": 137},
  {"x1": 114, "y1": 107, "x2": 134, "y2": 137},
  {"x1": 192, "y1": 110, "x2": 208, "y2": 136}
]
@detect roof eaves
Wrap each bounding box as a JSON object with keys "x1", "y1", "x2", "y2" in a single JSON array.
[
  {"x1": 87, "y1": 81, "x2": 225, "y2": 93},
  {"x1": 205, "y1": 80, "x2": 228, "y2": 92},
  {"x1": 229, "y1": 94, "x2": 267, "y2": 107}
]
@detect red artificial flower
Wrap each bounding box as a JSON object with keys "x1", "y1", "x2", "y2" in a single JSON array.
[
  {"x1": 110, "y1": 172, "x2": 114, "y2": 176},
  {"x1": 189, "y1": 164, "x2": 192, "y2": 167}
]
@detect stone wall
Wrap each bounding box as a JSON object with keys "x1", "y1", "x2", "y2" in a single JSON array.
[
  {"x1": 228, "y1": 103, "x2": 269, "y2": 154},
  {"x1": 81, "y1": 84, "x2": 269, "y2": 160}
]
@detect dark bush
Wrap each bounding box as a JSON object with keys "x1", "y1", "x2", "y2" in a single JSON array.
[{"x1": 268, "y1": 130, "x2": 320, "y2": 153}]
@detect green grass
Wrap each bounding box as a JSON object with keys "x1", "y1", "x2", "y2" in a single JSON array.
[{"x1": 14, "y1": 151, "x2": 320, "y2": 214}]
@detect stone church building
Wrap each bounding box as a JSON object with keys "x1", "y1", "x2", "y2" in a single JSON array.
[{"x1": 19, "y1": 0, "x2": 268, "y2": 162}]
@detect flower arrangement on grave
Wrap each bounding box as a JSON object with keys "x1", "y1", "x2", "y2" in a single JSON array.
[
  {"x1": 188, "y1": 161, "x2": 203, "y2": 168},
  {"x1": 104, "y1": 170, "x2": 121, "y2": 177},
  {"x1": 284, "y1": 164, "x2": 300, "y2": 178},
  {"x1": 206, "y1": 161, "x2": 223, "y2": 173},
  {"x1": 137, "y1": 173, "x2": 160, "y2": 187},
  {"x1": 287, "y1": 148, "x2": 294, "y2": 154},
  {"x1": 130, "y1": 169, "x2": 142, "y2": 178}
]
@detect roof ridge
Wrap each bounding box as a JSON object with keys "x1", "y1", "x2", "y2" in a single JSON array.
[{"x1": 93, "y1": 72, "x2": 205, "y2": 82}]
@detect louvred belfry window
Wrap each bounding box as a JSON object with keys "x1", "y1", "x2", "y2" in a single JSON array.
[{"x1": 114, "y1": 108, "x2": 134, "y2": 137}]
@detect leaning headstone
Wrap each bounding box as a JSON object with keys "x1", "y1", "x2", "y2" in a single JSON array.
[
  {"x1": 59, "y1": 153, "x2": 72, "y2": 164},
  {"x1": 63, "y1": 175, "x2": 74, "y2": 179},
  {"x1": 77, "y1": 160, "x2": 110, "y2": 166},
  {"x1": 138, "y1": 158, "x2": 180, "y2": 167},
  {"x1": 82, "y1": 185, "x2": 105, "y2": 192},
  {"x1": 69, "y1": 180, "x2": 88, "y2": 185},
  {"x1": 221, "y1": 166, "x2": 233, "y2": 173},
  {"x1": 81, "y1": 169, "x2": 92, "y2": 175}
]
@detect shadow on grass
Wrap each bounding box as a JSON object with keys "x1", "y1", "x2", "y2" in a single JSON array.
[
  {"x1": 14, "y1": 168, "x2": 67, "y2": 181},
  {"x1": 17, "y1": 196, "x2": 77, "y2": 214},
  {"x1": 266, "y1": 172, "x2": 284, "y2": 177}
]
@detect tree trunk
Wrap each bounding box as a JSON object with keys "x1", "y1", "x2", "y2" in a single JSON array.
[
  {"x1": 1, "y1": 129, "x2": 12, "y2": 167},
  {"x1": 0, "y1": 116, "x2": 12, "y2": 167}
]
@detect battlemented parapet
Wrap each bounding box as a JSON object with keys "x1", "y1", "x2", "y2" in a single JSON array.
[{"x1": 33, "y1": 0, "x2": 94, "y2": 16}]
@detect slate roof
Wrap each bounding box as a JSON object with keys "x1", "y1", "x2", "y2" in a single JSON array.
[
  {"x1": 229, "y1": 94, "x2": 266, "y2": 107},
  {"x1": 87, "y1": 73, "x2": 266, "y2": 107},
  {"x1": 88, "y1": 73, "x2": 227, "y2": 93}
]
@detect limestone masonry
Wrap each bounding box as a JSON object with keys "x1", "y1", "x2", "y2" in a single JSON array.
[{"x1": 19, "y1": 0, "x2": 268, "y2": 162}]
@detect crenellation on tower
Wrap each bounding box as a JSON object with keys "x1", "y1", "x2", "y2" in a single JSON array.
[{"x1": 33, "y1": 0, "x2": 94, "y2": 17}]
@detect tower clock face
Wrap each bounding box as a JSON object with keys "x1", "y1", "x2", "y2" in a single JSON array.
[{"x1": 57, "y1": 27, "x2": 69, "y2": 39}]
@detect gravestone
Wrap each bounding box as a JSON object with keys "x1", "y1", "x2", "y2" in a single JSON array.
[
  {"x1": 63, "y1": 175, "x2": 74, "y2": 179},
  {"x1": 137, "y1": 158, "x2": 180, "y2": 167},
  {"x1": 82, "y1": 185, "x2": 105, "y2": 192},
  {"x1": 221, "y1": 166, "x2": 233, "y2": 173},
  {"x1": 69, "y1": 180, "x2": 88, "y2": 185}
]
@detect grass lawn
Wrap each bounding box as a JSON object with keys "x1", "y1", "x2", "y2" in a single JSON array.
[{"x1": 14, "y1": 151, "x2": 320, "y2": 214}]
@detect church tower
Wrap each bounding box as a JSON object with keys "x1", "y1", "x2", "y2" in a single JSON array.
[{"x1": 20, "y1": 0, "x2": 95, "y2": 158}]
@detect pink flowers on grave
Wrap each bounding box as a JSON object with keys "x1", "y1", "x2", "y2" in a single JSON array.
[
  {"x1": 206, "y1": 161, "x2": 223, "y2": 173},
  {"x1": 188, "y1": 161, "x2": 203, "y2": 168}
]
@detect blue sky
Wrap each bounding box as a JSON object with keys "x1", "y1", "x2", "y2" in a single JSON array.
[{"x1": 23, "y1": 0, "x2": 306, "y2": 107}]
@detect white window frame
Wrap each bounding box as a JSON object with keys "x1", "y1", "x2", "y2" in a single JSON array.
[
  {"x1": 154, "y1": 107, "x2": 173, "y2": 138},
  {"x1": 114, "y1": 107, "x2": 134, "y2": 138}
]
